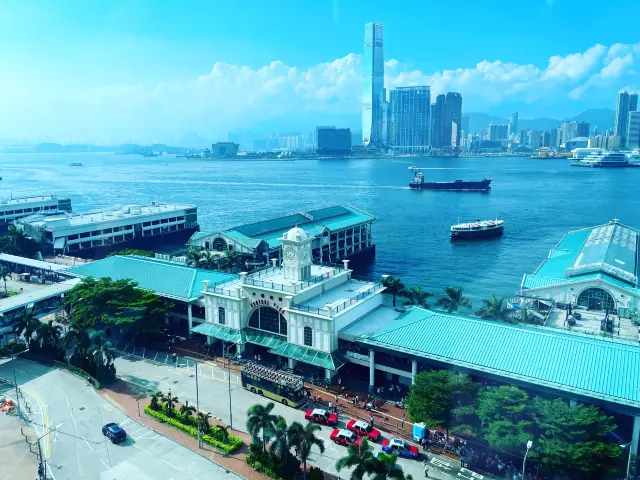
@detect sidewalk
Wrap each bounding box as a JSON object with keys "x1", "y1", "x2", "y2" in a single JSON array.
[{"x1": 100, "y1": 379, "x2": 270, "y2": 480}]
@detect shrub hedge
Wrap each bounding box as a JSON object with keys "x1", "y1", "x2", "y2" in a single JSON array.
[
  {"x1": 245, "y1": 457, "x2": 283, "y2": 480},
  {"x1": 144, "y1": 405, "x2": 243, "y2": 454}
]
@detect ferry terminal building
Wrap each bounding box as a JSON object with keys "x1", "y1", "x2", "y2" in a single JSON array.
[{"x1": 62, "y1": 225, "x2": 640, "y2": 461}]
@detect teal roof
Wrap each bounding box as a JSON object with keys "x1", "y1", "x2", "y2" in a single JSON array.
[
  {"x1": 526, "y1": 221, "x2": 640, "y2": 292},
  {"x1": 64, "y1": 255, "x2": 237, "y2": 301},
  {"x1": 222, "y1": 205, "x2": 375, "y2": 251},
  {"x1": 189, "y1": 231, "x2": 213, "y2": 243},
  {"x1": 356, "y1": 307, "x2": 640, "y2": 408},
  {"x1": 191, "y1": 322, "x2": 244, "y2": 343}
]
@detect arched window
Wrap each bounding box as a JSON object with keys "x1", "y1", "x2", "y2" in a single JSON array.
[
  {"x1": 249, "y1": 307, "x2": 287, "y2": 336},
  {"x1": 212, "y1": 237, "x2": 228, "y2": 252},
  {"x1": 218, "y1": 307, "x2": 226, "y2": 325},
  {"x1": 577, "y1": 287, "x2": 616, "y2": 312},
  {"x1": 303, "y1": 326, "x2": 313, "y2": 346}
]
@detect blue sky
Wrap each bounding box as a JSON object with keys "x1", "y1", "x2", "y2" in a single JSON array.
[{"x1": 2, "y1": 0, "x2": 640, "y2": 144}]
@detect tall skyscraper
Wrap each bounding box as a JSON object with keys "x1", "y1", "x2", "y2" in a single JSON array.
[
  {"x1": 614, "y1": 91, "x2": 639, "y2": 147},
  {"x1": 362, "y1": 22, "x2": 385, "y2": 147},
  {"x1": 627, "y1": 111, "x2": 640, "y2": 149},
  {"x1": 508, "y1": 112, "x2": 519, "y2": 138},
  {"x1": 486, "y1": 124, "x2": 509, "y2": 141},
  {"x1": 445, "y1": 92, "x2": 463, "y2": 147},
  {"x1": 388, "y1": 87, "x2": 431, "y2": 148},
  {"x1": 431, "y1": 94, "x2": 446, "y2": 148},
  {"x1": 576, "y1": 121, "x2": 590, "y2": 138},
  {"x1": 561, "y1": 121, "x2": 578, "y2": 144},
  {"x1": 550, "y1": 128, "x2": 558, "y2": 148},
  {"x1": 461, "y1": 115, "x2": 470, "y2": 137}
]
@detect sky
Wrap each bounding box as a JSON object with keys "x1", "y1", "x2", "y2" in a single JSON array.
[{"x1": 2, "y1": 0, "x2": 640, "y2": 145}]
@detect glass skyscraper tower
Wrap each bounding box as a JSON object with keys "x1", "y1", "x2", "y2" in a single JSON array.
[{"x1": 362, "y1": 22, "x2": 384, "y2": 146}]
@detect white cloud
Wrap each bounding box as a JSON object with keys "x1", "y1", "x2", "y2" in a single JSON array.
[{"x1": 1, "y1": 42, "x2": 639, "y2": 143}]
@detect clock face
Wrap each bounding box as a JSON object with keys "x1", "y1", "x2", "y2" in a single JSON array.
[
  {"x1": 302, "y1": 246, "x2": 310, "y2": 260},
  {"x1": 284, "y1": 247, "x2": 296, "y2": 261}
]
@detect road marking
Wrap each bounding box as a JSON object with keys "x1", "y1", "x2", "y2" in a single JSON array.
[
  {"x1": 21, "y1": 386, "x2": 50, "y2": 457},
  {"x1": 53, "y1": 382, "x2": 77, "y2": 428},
  {"x1": 47, "y1": 463, "x2": 57, "y2": 480},
  {"x1": 431, "y1": 457, "x2": 453, "y2": 470},
  {"x1": 82, "y1": 436, "x2": 95, "y2": 451},
  {"x1": 119, "y1": 419, "x2": 135, "y2": 427},
  {"x1": 136, "y1": 430, "x2": 155, "y2": 439},
  {"x1": 129, "y1": 427, "x2": 147, "y2": 436},
  {"x1": 101, "y1": 459, "x2": 112, "y2": 470},
  {"x1": 133, "y1": 444, "x2": 154, "y2": 456},
  {"x1": 459, "y1": 467, "x2": 484, "y2": 479}
]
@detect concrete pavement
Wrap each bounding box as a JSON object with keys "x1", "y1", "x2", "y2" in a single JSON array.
[
  {"x1": 113, "y1": 351, "x2": 492, "y2": 480},
  {"x1": 0, "y1": 357, "x2": 243, "y2": 480}
]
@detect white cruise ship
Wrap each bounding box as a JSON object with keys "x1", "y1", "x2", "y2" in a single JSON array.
[
  {"x1": 572, "y1": 150, "x2": 633, "y2": 168},
  {"x1": 569, "y1": 148, "x2": 603, "y2": 161},
  {"x1": 0, "y1": 195, "x2": 71, "y2": 231},
  {"x1": 15, "y1": 201, "x2": 199, "y2": 258}
]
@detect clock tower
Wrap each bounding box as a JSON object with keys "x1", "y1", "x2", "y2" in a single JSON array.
[{"x1": 281, "y1": 226, "x2": 312, "y2": 281}]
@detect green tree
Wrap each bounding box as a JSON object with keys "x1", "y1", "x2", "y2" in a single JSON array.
[
  {"x1": 0, "y1": 225, "x2": 39, "y2": 257},
  {"x1": 106, "y1": 249, "x2": 154, "y2": 257},
  {"x1": 150, "y1": 392, "x2": 163, "y2": 411},
  {"x1": 289, "y1": 421, "x2": 325, "y2": 480},
  {"x1": 246, "y1": 402, "x2": 280, "y2": 452},
  {"x1": 381, "y1": 276, "x2": 405, "y2": 307},
  {"x1": 370, "y1": 452, "x2": 405, "y2": 480},
  {"x1": 529, "y1": 397, "x2": 623, "y2": 478},
  {"x1": 270, "y1": 418, "x2": 294, "y2": 468},
  {"x1": 34, "y1": 320, "x2": 64, "y2": 359},
  {"x1": 404, "y1": 286, "x2": 433, "y2": 309},
  {"x1": 476, "y1": 386, "x2": 532, "y2": 454},
  {"x1": 406, "y1": 370, "x2": 476, "y2": 437},
  {"x1": 179, "y1": 400, "x2": 196, "y2": 424},
  {"x1": 196, "y1": 250, "x2": 220, "y2": 270},
  {"x1": 185, "y1": 248, "x2": 203, "y2": 267},
  {"x1": 335, "y1": 438, "x2": 377, "y2": 480},
  {"x1": 435, "y1": 286, "x2": 472, "y2": 312},
  {"x1": 0, "y1": 265, "x2": 9, "y2": 294},
  {"x1": 12, "y1": 307, "x2": 39, "y2": 346},
  {"x1": 162, "y1": 390, "x2": 179, "y2": 416},
  {"x1": 478, "y1": 294, "x2": 508, "y2": 321},
  {"x1": 218, "y1": 250, "x2": 245, "y2": 272},
  {"x1": 197, "y1": 411, "x2": 212, "y2": 434},
  {"x1": 88, "y1": 333, "x2": 115, "y2": 380}
]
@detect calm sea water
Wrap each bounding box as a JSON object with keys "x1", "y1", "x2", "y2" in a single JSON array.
[{"x1": 1, "y1": 152, "x2": 639, "y2": 307}]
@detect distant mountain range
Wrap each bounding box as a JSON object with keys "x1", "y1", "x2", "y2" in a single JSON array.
[
  {"x1": 3, "y1": 143, "x2": 189, "y2": 154},
  {"x1": 466, "y1": 108, "x2": 616, "y2": 135}
]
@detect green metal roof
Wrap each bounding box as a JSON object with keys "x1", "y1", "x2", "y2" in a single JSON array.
[
  {"x1": 355, "y1": 307, "x2": 640, "y2": 408},
  {"x1": 188, "y1": 231, "x2": 212, "y2": 243},
  {"x1": 268, "y1": 343, "x2": 346, "y2": 370},
  {"x1": 245, "y1": 328, "x2": 287, "y2": 349},
  {"x1": 191, "y1": 322, "x2": 245, "y2": 343},
  {"x1": 223, "y1": 205, "x2": 375, "y2": 251},
  {"x1": 64, "y1": 255, "x2": 237, "y2": 301}
]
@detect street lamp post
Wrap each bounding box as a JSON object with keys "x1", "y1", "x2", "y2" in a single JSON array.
[
  {"x1": 195, "y1": 358, "x2": 202, "y2": 448},
  {"x1": 224, "y1": 341, "x2": 233, "y2": 430},
  {"x1": 523, "y1": 440, "x2": 533, "y2": 479}
]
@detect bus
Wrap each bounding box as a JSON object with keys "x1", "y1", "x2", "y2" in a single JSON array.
[{"x1": 240, "y1": 362, "x2": 305, "y2": 407}]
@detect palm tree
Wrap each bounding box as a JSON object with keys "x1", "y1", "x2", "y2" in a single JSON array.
[
  {"x1": 35, "y1": 320, "x2": 63, "y2": 356},
  {"x1": 196, "y1": 250, "x2": 220, "y2": 270},
  {"x1": 246, "y1": 402, "x2": 280, "y2": 452},
  {"x1": 370, "y1": 452, "x2": 405, "y2": 480},
  {"x1": 404, "y1": 286, "x2": 433, "y2": 309},
  {"x1": 270, "y1": 418, "x2": 293, "y2": 466},
  {"x1": 179, "y1": 400, "x2": 196, "y2": 423},
  {"x1": 218, "y1": 424, "x2": 230, "y2": 442},
  {"x1": 150, "y1": 391, "x2": 163, "y2": 411},
  {"x1": 12, "y1": 307, "x2": 39, "y2": 344},
  {"x1": 436, "y1": 286, "x2": 472, "y2": 313},
  {"x1": 289, "y1": 421, "x2": 325, "y2": 480},
  {"x1": 185, "y1": 248, "x2": 203, "y2": 267},
  {"x1": 197, "y1": 411, "x2": 212, "y2": 434},
  {"x1": 162, "y1": 390, "x2": 179, "y2": 415},
  {"x1": 381, "y1": 276, "x2": 405, "y2": 307},
  {"x1": 335, "y1": 438, "x2": 376, "y2": 480},
  {"x1": 89, "y1": 334, "x2": 115, "y2": 371},
  {"x1": 479, "y1": 294, "x2": 507, "y2": 321},
  {"x1": 0, "y1": 265, "x2": 9, "y2": 294},
  {"x1": 218, "y1": 250, "x2": 244, "y2": 272}
]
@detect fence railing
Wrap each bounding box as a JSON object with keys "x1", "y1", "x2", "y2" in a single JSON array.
[
  {"x1": 19, "y1": 352, "x2": 102, "y2": 389},
  {"x1": 290, "y1": 283, "x2": 383, "y2": 317}
]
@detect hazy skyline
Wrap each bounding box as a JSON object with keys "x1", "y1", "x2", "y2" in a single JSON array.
[{"x1": 2, "y1": 0, "x2": 640, "y2": 144}]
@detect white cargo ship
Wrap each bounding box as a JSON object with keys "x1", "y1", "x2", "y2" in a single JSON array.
[{"x1": 15, "y1": 201, "x2": 199, "y2": 258}]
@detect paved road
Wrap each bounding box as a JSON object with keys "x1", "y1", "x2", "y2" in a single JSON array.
[
  {"x1": 113, "y1": 352, "x2": 492, "y2": 480},
  {"x1": 0, "y1": 357, "x2": 242, "y2": 480}
]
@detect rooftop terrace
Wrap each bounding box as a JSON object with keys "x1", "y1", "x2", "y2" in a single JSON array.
[
  {"x1": 0, "y1": 195, "x2": 65, "y2": 206},
  {"x1": 22, "y1": 202, "x2": 196, "y2": 229}
]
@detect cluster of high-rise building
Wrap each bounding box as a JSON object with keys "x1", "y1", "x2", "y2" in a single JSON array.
[
  {"x1": 361, "y1": 22, "x2": 463, "y2": 152},
  {"x1": 614, "y1": 91, "x2": 639, "y2": 148}
]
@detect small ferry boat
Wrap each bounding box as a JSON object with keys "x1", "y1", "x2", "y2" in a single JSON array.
[
  {"x1": 450, "y1": 219, "x2": 504, "y2": 240},
  {"x1": 408, "y1": 167, "x2": 491, "y2": 191},
  {"x1": 572, "y1": 150, "x2": 637, "y2": 168},
  {"x1": 68, "y1": 162, "x2": 83, "y2": 167}
]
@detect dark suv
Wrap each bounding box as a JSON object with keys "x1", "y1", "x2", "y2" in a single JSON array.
[{"x1": 102, "y1": 423, "x2": 127, "y2": 444}]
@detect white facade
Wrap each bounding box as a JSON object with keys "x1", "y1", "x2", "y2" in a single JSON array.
[{"x1": 199, "y1": 227, "x2": 385, "y2": 376}]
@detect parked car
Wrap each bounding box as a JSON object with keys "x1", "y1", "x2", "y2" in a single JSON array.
[
  {"x1": 102, "y1": 423, "x2": 127, "y2": 444},
  {"x1": 346, "y1": 419, "x2": 381, "y2": 442},
  {"x1": 330, "y1": 428, "x2": 362, "y2": 447},
  {"x1": 305, "y1": 408, "x2": 338, "y2": 426},
  {"x1": 382, "y1": 438, "x2": 420, "y2": 459}
]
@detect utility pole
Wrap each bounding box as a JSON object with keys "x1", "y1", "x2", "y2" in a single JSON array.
[
  {"x1": 225, "y1": 342, "x2": 233, "y2": 430},
  {"x1": 195, "y1": 360, "x2": 202, "y2": 448},
  {"x1": 13, "y1": 370, "x2": 20, "y2": 414}
]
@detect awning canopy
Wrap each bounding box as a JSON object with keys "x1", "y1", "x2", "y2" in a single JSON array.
[
  {"x1": 190, "y1": 322, "x2": 245, "y2": 344},
  {"x1": 54, "y1": 237, "x2": 66, "y2": 250},
  {"x1": 245, "y1": 328, "x2": 287, "y2": 349},
  {"x1": 268, "y1": 343, "x2": 346, "y2": 370}
]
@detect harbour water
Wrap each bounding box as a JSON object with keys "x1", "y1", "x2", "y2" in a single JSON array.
[{"x1": 2, "y1": 152, "x2": 639, "y2": 308}]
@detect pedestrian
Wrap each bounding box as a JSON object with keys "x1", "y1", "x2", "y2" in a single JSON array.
[
  {"x1": 335, "y1": 394, "x2": 338, "y2": 404},
  {"x1": 369, "y1": 415, "x2": 374, "y2": 427},
  {"x1": 257, "y1": 354, "x2": 261, "y2": 362},
  {"x1": 422, "y1": 459, "x2": 429, "y2": 477},
  {"x1": 401, "y1": 412, "x2": 406, "y2": 429},
  {"x1": 328, "y1": 401, "x2": 332, "y2": 412}
]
